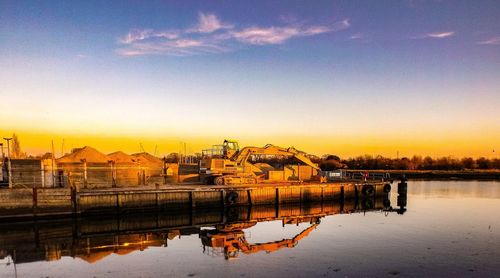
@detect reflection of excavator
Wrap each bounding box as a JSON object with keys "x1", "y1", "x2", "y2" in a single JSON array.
[
  {"x1": 201, "y1": 217, "x2": 321, "y2": 260},
  {"x1": 200, "y1": 139, "x2": 320, "y2": 185}
]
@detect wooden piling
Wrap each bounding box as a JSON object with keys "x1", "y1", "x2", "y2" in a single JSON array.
[{"x1": 82, "y1": 159, "x2": 88, "y2": 189}]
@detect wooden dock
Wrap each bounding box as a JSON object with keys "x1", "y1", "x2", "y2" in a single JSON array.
[{"x1": 0, "y1": 181, "x2": 395, "y2": 220}]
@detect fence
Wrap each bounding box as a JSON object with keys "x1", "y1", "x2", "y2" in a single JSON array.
[{"x1": 0, "y1": 159, "x2": 190, "y2": 189}]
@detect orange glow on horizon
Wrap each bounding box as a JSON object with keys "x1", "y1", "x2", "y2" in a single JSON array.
[{"x1": 1, "y1": 127, "x2": 498, "y2": 159}]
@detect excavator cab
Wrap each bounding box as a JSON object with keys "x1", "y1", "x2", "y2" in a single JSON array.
[
  {"x1": 200, "y1": 139, "x2": 320, "y2": 185},
  {"x1": 223, "y1": 140, "x2": 239, "y2": 158}
]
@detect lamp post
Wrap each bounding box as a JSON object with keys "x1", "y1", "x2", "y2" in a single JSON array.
[{"x1": 3, "y1": 138, "x2": 12, "y2": 189}]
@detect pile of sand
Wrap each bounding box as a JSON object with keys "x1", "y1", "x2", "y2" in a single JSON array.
[
  {"x1": 108, "y1": 151, "x2": 137, "y2": 164},
  {"x1": 131, "y1": 152, "x2": 163, "y2": 167},
  {"x1": 57, "y1": 146, "x2": 110, "y2": 163}
]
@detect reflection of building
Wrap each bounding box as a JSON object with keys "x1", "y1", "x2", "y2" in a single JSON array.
[{"x1": 0, "y1": 190, "x2": 406, "y2": 264}]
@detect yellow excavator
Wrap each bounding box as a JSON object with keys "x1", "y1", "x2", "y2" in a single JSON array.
[
  {"x1": 201, "y1": 217, "x2": 321, "y2": 259},
  {"x1": 200, "y1": 139, "x2": 320, "y2": 185}
]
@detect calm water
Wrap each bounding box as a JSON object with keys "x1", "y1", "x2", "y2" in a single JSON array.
[{"x1": 1, "y1": 181, "x2": 499, "y2": 277}]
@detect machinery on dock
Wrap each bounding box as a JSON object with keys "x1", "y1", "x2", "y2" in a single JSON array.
[
  {"x1": 200, "y1": 139, "x2": 320, "y2": 185},
  {"x1": 201, "y1": 217, "x2": 321, "y2": 259}
]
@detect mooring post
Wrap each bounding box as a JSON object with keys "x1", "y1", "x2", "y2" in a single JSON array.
[
  {"x1": 177, "y1": 163, "x2": 180, "y2": 183},
  {"x1": 116, "y1": 193, "x2": 120, "y2": 211},
  {"x1": 275, "y1": 188, "x2": 280, "y2": 217},
  {"x1": 142, "y1": 169, "x2": 146, "y2": 185},
  {"x1": 190, "y1": 191, "x2": 196, "y2": 209},
  {"x1": 397, "y1": 176, "x2": 408, "y2": 210},
  {"x1": 32, "y1": 187, "x2": 38, "y2": 215},
  {"x1": 320, "y1": 186, "x2": 324, "y2": 208},
  {"x1": 155, "y1": 192, "x2": 159, "y2": 210},
  {"x1": 7, "y1": 155, "x2": 12, "y2": 189},
  {"x1": 162, "y1": 157, "x2": 167, "y2": 185},
  {"x1": 109, "y1": 160, "x2": 116, "y2": 188},
  {"x1": 340, "y1": 185, "x2": 345, "y2": 211},
  {"x1": 71, "y1": 186, "x2": 77, "y2": 214},
  {"x1": 40, "y1": 160, "x2": 45, "y2": 188},
  {"x1": 137, "y1": 159, "x2": 141, "y2": 186},
  {"x1": 82, "y1": 159, "x2": 87, "y2": 189}
]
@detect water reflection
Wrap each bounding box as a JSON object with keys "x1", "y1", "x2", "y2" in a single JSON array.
[
  {"x1": 0, "y1": 191, "x2": 405, "y2": 264},
  {"x1": 201, "y1": 216, "x2": 321, "y2": 260},
  {"x1": 3, "y1": 181, "x2": 500, "y2": 277}
]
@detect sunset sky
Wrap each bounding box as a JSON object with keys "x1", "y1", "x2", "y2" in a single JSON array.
[{"x1": 0, "y1": 1, "x2": 499, "y2": 158}]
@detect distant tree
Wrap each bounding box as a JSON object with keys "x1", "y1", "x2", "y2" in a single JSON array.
[
  {"x1": 11, "y1": 133, "x2": 22, "y2": 158},
  {"x1": 476, "y1": 157, "x2": 491, "y2": 169},
  {"x1": 165, "y1": 153, "x2": 180, "y2": 163},
  {"x1": 461, "y1": 157, "x2": 475, "y2": 169},
  {"x1": 324, "y1": 154, "x2": 341, "y2": 161},
  {"x1": 410, "y1": 156, "x2": 423, "y2": 170},
  {"x1": 319, "y1": 154, "x2": 345, "y2": 170},
  {"x1": 395, "y1": 157, "x2": 411, "y2": 170},
  {"x1": 40, "y1": 152, "x2": 54, "y2": 160},
  {"x1": 316, "y1": 154, "x2": 499, "y2": 170},
  {"x1": 422, "y1": 156, "x2": 434, "y2": 170},
  {"x1": 491, "y1": 158, "x2": 500, "y2": 169}
]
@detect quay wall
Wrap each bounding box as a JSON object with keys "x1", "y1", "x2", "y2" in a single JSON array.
[{"x1": 0, "y1": 182, "x2": 392, "y2": 219}]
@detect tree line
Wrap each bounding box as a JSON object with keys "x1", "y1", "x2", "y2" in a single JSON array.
[{"x1": 318, "y1": 154, "x2": 500, "y2": 171}]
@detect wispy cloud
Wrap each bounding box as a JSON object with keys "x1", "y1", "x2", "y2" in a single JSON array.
[
  {"x1": 187, "y1": 12, "x2": 233, "y2": 33},
  {"x1": 76, "y1": 54, "x2": 89, "y2": 59},
  {"x1": 413, "y1": 31, "x2": 455, "y2": 39},
  {"x1": 116, "y1": 13, "x2": 349, "y2": 57},
  {"x1": 425, "y1": 31, "x2": 455, "y2": 38},
  {"x1": 119, "y1": 29, "x2": 179, "y2": 44},
  {"x1": 231, "y1": 27, "x2": 301, "y2": 45},
  {"x1": 116, "y1": 38, "x2": 230, "y2": 57},
  {"x1": 349, "y1": 33, "x2": 364, "y2": 40},
  {"x1": 230, "y1": 20, "x2": 348, "y2": 45},
  {"x1": 411, "y1": 31, "x2": 455, "y2": 40},
  {"x1": 477, "y1": 36, "x2": 500, "y2": 45}
]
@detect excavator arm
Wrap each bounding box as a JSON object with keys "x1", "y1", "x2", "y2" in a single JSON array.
[
  {"x1": 231, "y1": 144, "x2": 320, "y2": 170},
  {"x1": 202, "y1": 217, "x2": 321, "y2": 259}
]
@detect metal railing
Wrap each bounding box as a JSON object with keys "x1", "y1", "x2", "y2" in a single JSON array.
[
  {"x1": 0, "y1": 164, "x2": 172, "y2": 189},
  {"x1": 321, "y1": 170, "x2": 391, "y2": 182}
]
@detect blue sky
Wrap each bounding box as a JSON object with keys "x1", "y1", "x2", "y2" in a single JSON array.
[{"x1": 0, "y1": 0, "x2": 499, "y2": 157}]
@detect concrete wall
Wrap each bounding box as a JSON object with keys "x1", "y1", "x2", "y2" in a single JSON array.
[
  {"x1": 0, "y1": 182, "x2": 394, "y2": 218},
  {"x1": 0, "y1": 188, "x2": 73, "y2": 217}
]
